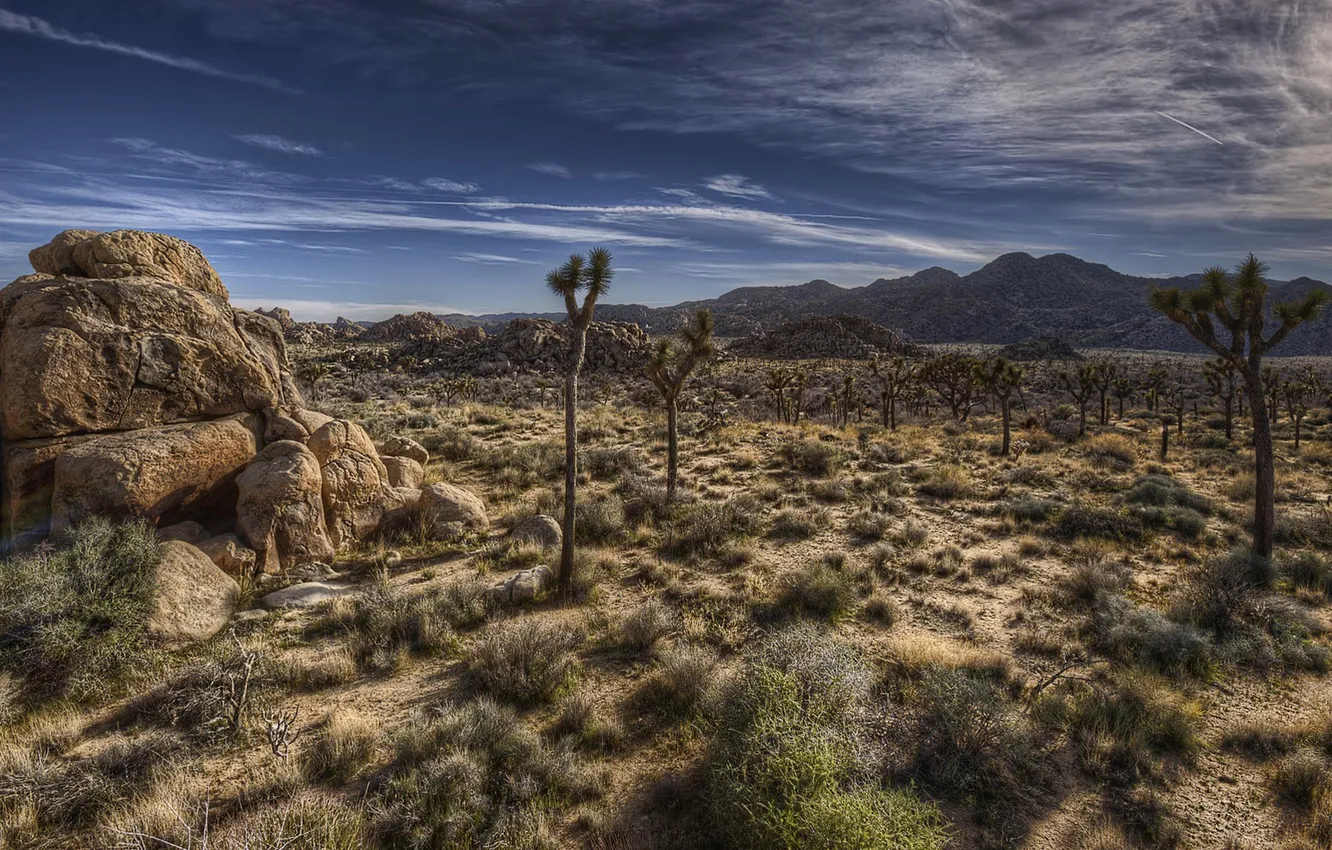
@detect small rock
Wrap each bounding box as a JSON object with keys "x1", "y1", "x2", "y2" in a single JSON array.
[
  {"x1": 261, "y1": 581, "x2": 350, "y2": 610},
  {"x1": 379, "y1": 434, "x2": 429, "y2": 466},
  {"x1": 196, "y1": 533, "x2": 257, "y2": 576},
  {"x1": 158, "y1": 521, "x2": 210, "y2": 544},
  {"x1": 382, "y1": 455, "x2": 425, "y2": 489},
  {"x1": 234, "y1": 609, "x2": 271, "y2": 623}
]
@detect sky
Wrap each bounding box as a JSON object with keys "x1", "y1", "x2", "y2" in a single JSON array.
[{"x1": 1, "y1": 0, "x2": 1330, "y2": 321}]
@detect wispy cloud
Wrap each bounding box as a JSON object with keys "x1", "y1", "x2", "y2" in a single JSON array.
[
  {"x1": 594, "y1": 171, "x2": 642, "y2": 181},
  {"x1": 1153, "y1": 112, "x2": 1224, "y2": 146},
  {"x1": 703, "y1": 174, "x2": 773, "y2": 200},
  {"x1": 453, "y1": 252, "x2": 542, "y2": 264},
  {"x1": 229, "y1": 297, "x2": 469, "y2": 323},
  {"x1": 0, "y1": 8, "x2": 297, "y2": 93},
  {"x1": 421, "y1": 177, "x2": 480, "y2": 194},
  {"x1": 233, "y1": 134, "x2": 323, "y2": 156},
  {"x1": 526, "y1": 162, "x2": 572, "y2": 179}
]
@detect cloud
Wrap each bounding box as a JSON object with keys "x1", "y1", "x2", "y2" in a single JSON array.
[
  {"x1": 233, "y1": 134, "x2": 323, "y2": 156},
  {"x1": 703, "y1": 174, "x2": 773, "y2": 200},
  {"x1": 594, "y1": 171, "x2": 642, "y2": 181},
  {"x1": 109, "y1": 137, "x2": 301, "y2": 184},
  {"x1": 526, "y1": 162, "x2": 572, "y2": 179},
  {"x1": 229, "y1": 297, "x2": 470, "y2": 323},
  {"x1": 453, "y1": 252, "x2": 542, "y2": 264},
  {"x1": 0, "y1": 8, "x2": 297, "y2": 93},
  {"x1": 421, "y1": 177, "x2": 480, "y2": 194}
]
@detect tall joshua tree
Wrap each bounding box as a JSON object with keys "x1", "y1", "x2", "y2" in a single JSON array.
[
  {"x1": 1150, "y1": 254, "x2": 1327, "y2": 558},
  {"x1": 978, "y1": 357, "x2": 1024, "y2": 456},
  {"x1": 646, "y1": 309, "x2": 716, "y2": 500},
  {"x1": 1092, "y1": 362, "x2": 1116, "y2": 425},
  {"x1": 547, "y1": 248, "x2": 614, "y2": 599}
]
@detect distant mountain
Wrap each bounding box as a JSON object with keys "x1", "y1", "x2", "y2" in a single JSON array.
[{"x1": 394, "y1": 252, "x2": 1332, "y2": 355}]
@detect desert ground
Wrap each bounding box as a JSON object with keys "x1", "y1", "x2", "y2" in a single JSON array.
[{"x1": 4, "y1": 321, "x2": 1332, "y2": 850}]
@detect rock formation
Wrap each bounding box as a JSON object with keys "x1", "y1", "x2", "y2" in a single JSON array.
[
  {"x1": 402, "y1": 317, "x2": 651, "y2": 375},
  {"x1": 996, "y1": 336, "x2": 1084, "y2": 362},
  {"x1": 1, "y1": 230, "x2": 489, "y2": 644},
  {"x1": 728, "y1": 314, "x2": 923, "y2": 361}
]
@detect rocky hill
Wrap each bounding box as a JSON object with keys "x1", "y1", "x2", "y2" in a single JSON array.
[{"x1": 387, "y1": 254, "x2": 1332, "y2": 355}]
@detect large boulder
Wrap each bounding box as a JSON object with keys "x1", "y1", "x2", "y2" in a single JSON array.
[
  {"x1": 49, "y1": 416, "x2": 259, "y2": 535},
  {"x1": 0, "y1": 433, "x2": 99, "y2": 551},
  {"x1": 308, "y1": 420, "x2": 396, "y2": 548},
  {"x1": 29, "y1": 229, "x2": 228, "y2": 299},
  {"x1": 0, "y1": 276, "x2": 295, "y2": 440},
  {"x1": 419, "y1": 482, "x2": 488, "y2": 539},
  {"x1": 146, "y1": 540, "x2": 240, "y2": 647},
  {"x1": 235, "y1": 440, "x2": 334, "y2": 573}
]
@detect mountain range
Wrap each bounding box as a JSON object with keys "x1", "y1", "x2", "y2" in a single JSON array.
[{"x1": 435, "y1": 252, "x2": 1332, "y2": 355}]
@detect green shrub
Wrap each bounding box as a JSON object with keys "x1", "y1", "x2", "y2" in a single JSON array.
[
  {"x1": 323, "y1": 584, "x2": 462, "y2": 672},
  {"x1": 634, "y1": 643, "x2": 720, "y2": 723},
  {"x1": 770, "y1": 507, "x2": 829, "y2": 541},
  {"x1": 1088, "y1": 594, "x2": 1212, "y2": 677},
  {"x1": 584, "y1": 446, "x2": 645, "y2": 481},
  {"x1": 707, "y1": 625, "x2": 946, "y2": 850},
  {"x1": 1285, "y1": 553, "x2": 1332, "y2": 596},
  {"x1": 665, "y1": 495, "x2": 762, "y2": 557},
  {"x1": 1055, "y1": 504, "x2": 1144, "y2": 542},
  {"x1": 0, "y1": 519, "x2": 161, "y2": 701},
  {"x1": 1125, "y1": 475, "x2": 1211, "y2": 514},
  {"x1": 574, "y1": 496, "x2": 627, "y2": 545},
  {"x1": 467, "y1": 618, "x2": 584, "y2": 706}
]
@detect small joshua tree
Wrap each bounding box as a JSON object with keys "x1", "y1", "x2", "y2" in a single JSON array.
[
  {"x1": 1284, "y1": 369, "x2": 1321, "y2": 451},
  {"x1": 977, "y1": 357, "x2": 1024, "y2": 456},
  {"x1": 1150, "y1": 254, "x2": 1327, "y2": 558},
  {"x1": 1202, "y1": 358, "x2": 1238, "y2": 440},
  {"x1": 1060, "y1": 363, "x2": 1099, "y2": 437},
  {"x1": 868, "y1": 355, "x2": 915, "y2": 430},
  {"x1": 1091, "y1": 362, "x2": 1116, "y2": 425},
  {"x1": 1111, "y1": 376, "x2": 1136, "y2": 420},
  {"x1": 919, "y1": 353, "x2": 979, "y2": 421},
  {"x1": 547, "y1": 248, "x2": 614, "y2": 599},
  {"x1": 646, "y1": 309, "x2": 716, "y2": 500}
]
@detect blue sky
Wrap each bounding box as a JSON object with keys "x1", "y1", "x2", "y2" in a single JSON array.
[{"x1": 1, "y1": 1, "x2": 1330, "y2": 320}]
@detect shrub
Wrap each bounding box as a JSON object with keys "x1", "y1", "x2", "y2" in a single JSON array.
[
  {"x1": 780, "y1": 563, "x2": 857, "y2": 622},
  {"x1": 1085, "y1": 434, "x2": 1138, "y2": 469},
  {"x1": 1125, "y1": 475, "x2": 1212, "y2": 514},
  {"x1": 915, "y1": 464, "x2": 971, "y2": 500},
  {"x1": 1285, "y1": 553, "x2": 1332, "y2": 596},
  {"x1": 770, "y1": 507, "x2": 829, "y2": 541},
  {"x1": 468, "y1": 618, "x2": 585, "y2": 706},
  {"x1": 0, "y1": 519, "x2": 161, "y2": 701},
  {"x1": 776, "y1": 439, "x2": 844, "y2": 477},
  {"x1": 707, "y1": 625, "x2": 946, "y2": 850},
  {"x1": 114, "y1": 793, "x2": 366, "y2": 850},
  {"x1": 1272, "y1": 750, "x2": 1329, "y2": 809},
  {"x1": 864, "y1": 593, "x2": 901, "y2": 627},
  {"x1": 372, "y1": 699, "x2": 602, "y2": 849},
  {"x1": 585, "y1": 446, "x2": 645, "y2": 481},
  {"x1": 1055, "y1": 503, "x2": 1144, "y2": 542},
  {"x1": 665, "y1": 495, "x2": 762, "y2": 557},
  {"x1": 617, "y1": 598, "x2": 679, "y2": 654},
  {"x1": 846, "y1": 510, "x2": 892, "y2": 542},
  {"x1": 301, "y1": 711, "x2": 379, "y2": 784},
  {"x1": 1005, "y1": 497, "x2": 1059, "y2": 524},
  {"x1": 327, "y1": 584, "x2": 457, "y2": 672},
  {"x1": 551, "y1": 690, "x2": 623, "y2": 751},
  {"x1": 634, "y1": 643, "x2": 721, "y2": 723},
  {"x1": 575, "y1": 496, "x2": 627, "y2": 545},
  {"x1": 1087, "y1": 594, "x2": 1212, "y2": 678}
]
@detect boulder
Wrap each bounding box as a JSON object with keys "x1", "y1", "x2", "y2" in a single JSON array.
[
  {"x1": 378, "y1": 486, "x2": 423, "y2": 536},
  {"x1": 510, "y1": 514, "x2": 562, "y2": 549},
  {"x1": 197, "y1": 533, "x2": 257, "y2": 576},
  {"x1": 49, "y1": 416, "x2": 259, "y2": 535},
  {"x1": 486, "y1": 565, "x2": 554, "y2": 606},
  {"x1": 419, "y1": 482, "x2": 488, "y2": 539},
  {"x1": 308, "y1": 420, "x2": 396, "y2": 548},
  {"x1": 1, "y1": 433, "x2": 99, "y2": 551},
  {"x1": 29, "y1": 229, "x2": 228, "y2": 299},
  {"x1": 146, "y1": 540, "x2": 240, "y2": 647},
  {"x1": 158, "y1": 521, "x2": 210, "y2": 544},
  {"x1": 379, "y1": 435, "x2": 429, "y2": 466},
  {"x1": 291, "y1": 408, "x2": 334, "y2": 436},
  {"x1": 235, "y1": 440, "x2": 334, "y2": 573},
  {"x1": 0, "y1": 276, "x2": 294, "y2": 440},
  {"x1": 382, "y1": 455, "x2": 425, "y2": 489}
]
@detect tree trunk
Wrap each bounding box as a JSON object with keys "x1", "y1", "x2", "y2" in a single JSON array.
[
  {"x1": 889, "y1": 395, "x2": 897, "y2": 430},
  {"x1": 1160, "y1": 418, "x2": 1170, "y2": 461},
  {"x1": 666, "y1": 397, "x2": 679, "y2": 501},
  {"x1": 1078, "y1": 403, "x2": 1087, "y2": 437},
  {"x1": 1247, "y1": 377, "x2": 1276, "y2": 559},
  {"x1": 1118, "y1": 396, "x2": 1125, "y2": 419},
  {"x1": 1001, "y1": 398, "x2": 1011, "y2": 457},
  {"x1": 558, "y1": 330, "x2": 588, "y2": 600},
  {"x1": 1294, "y1": 413, "x2": 1303, "y2": 451}
]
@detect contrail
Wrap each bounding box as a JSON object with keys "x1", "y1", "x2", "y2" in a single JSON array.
[
  {"x1": 0, "y1": 8, "x2": 299, "y2": 94},
  {"x1": 1155, "y1": 111, "x2": 1224, "y2": 146}
]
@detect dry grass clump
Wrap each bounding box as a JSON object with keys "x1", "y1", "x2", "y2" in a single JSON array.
[
  {"x1": 300, "y1": 711, "x2": 380, "y2": 784},
  {"x1": 617, "y1": 598, "x2": 679, "y2": 654},
  {"x1": 113, "y1": 792, "x2": 367, "y2": 850},
  {"x1": 769, "y1": 506, "x2": 831, "y2": 540},
  {"x1": 882, "y1": 634, "x2": 1012, "y2": 684},
  {"x1": 552, "y1": 690, "x2": 624, "y2": 751},
  {"x1": 467, "y1": 617, "x2": 586, "y2": 706},
  {"x1": 776, "y1": 438, "x2": 845, "y2": 477},
  {"x1": 846, "y1": 509, "x2": 893, "y2": 541},
  {"x1": 914, "y1": 464, "x2": 972, "y2": 500},
  {"x1": 664, "y1": 494, "x2": 762, "y2": 557},
  {"x1": 778, "y1": 561, "x2": 858, "y2": 623},
  {"x1": 864, "y1": 592, "x2": 901, "y2": 627},
  {"x1": 634, "y1": 643, "x2": 721, "y2": 723},
  {"x1": 1085, "y1": 434, "x2": 1139, "y2": 470}
]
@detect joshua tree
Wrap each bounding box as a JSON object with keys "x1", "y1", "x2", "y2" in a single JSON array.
[
  {"x1": 1150, "y1": 254, "x2": 1327, "y2": 558},
  {"x1": 920, "y1": 353, "x2": 979, "y2": 421},
  {"x1": 547, "y1": 248, "x2": 614, "y2": 599},
  {"x1": 837, "y1": 374, "x2": 857, "y2": 427},
  {"x1": 868, "y1": 355, "x2": 915, "y2": 430},
  {"x1": 764, "y1": 368, "x2": 793, "y2": 423},
  {"x1": 789, "y1": 369, "x2": 810, "y2": 424},
  {"x1": 645, "y1": 309, "x2": 716, "y2": 500},
  {"x1": 977, "y1": 357, "x2": 1024, "y2": 456},
  {"x1": 1262, "y1": 366, "x2": 1282, "y2": 424},
  {"x1": 1202, "y1": 358, "x2": 1238, "y2": 440},
  {"x1": 1141, "y1": 364, "x2": 1169, "y2": 412},
  {"x1": 1283, "y1": 369, "x2": 1321, "y2": 451},
  {"x1": 1091, "y1": 362, "x2": 1116, "y2": 425},
  {"x1": 1111, "y1": 377, "x2": 1136, "y2": 420},
  {"x1": 1060, "y1": 363, "x2": 1099, "y2": 437}
]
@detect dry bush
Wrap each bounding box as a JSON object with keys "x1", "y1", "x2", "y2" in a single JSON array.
[
  {"x1": 617, "y1": 598, "x2": 679, "y2": 654},
  {"x1": 882, "y1": 634, "x2": 1011, "y2": 684},
  {"x1": 300, "y1": 711, "x2": 379, "y2": 784},
  {"x1": 468, "y1": 618, "x2": 585, "y2": 706}
]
